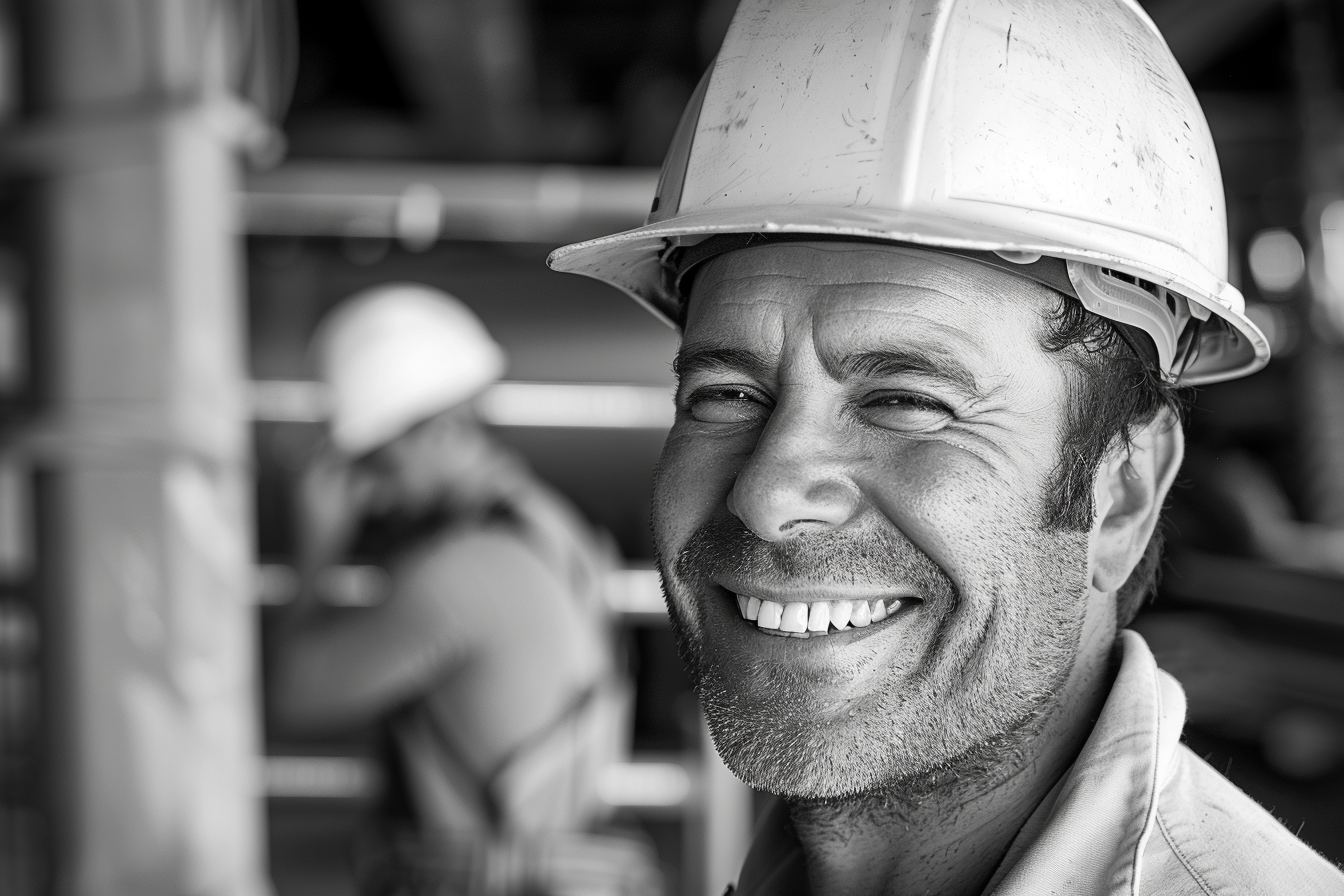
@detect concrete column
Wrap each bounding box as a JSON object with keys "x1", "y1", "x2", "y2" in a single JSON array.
[{"x1": 17, "y1": 2, "x2": 269, "y2": 894}]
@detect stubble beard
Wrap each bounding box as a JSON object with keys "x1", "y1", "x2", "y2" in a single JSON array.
[{"x1": 659, "y1": 515, "x2": 1091, "y2": 804}]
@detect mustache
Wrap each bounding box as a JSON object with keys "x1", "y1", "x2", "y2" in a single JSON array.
[{"x1": 673, "y1": 516, "x2": 954, "y2": 595}]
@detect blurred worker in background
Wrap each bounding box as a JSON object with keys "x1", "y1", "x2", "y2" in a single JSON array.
[{"x1": 269, "y1": 283, "x2": 658, "y2": 896}]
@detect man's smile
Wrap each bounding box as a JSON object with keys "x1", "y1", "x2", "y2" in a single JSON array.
[
  {"x1": 704, "y1": 573, "x2": 927, "y2": 640},
  {"x1": 728, "y1": 589, "x2": 922, "y2": 639}
]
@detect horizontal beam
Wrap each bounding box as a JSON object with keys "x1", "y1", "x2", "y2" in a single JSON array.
[
  {"x1": 256, "y1": 563, "x2": 669, "y2": 619},
  {"x1": 262, "y1": 754, "x2": 695, "y2": 809},
  {"x1": 243, "y1": 162, "x2": 658, "y2": 244},
  {"x1": 250, "y1": 379, "x2": 675, "y2": 430}
]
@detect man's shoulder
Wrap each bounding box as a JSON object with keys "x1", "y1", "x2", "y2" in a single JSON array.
[{"x1": 1140, "y1": 743, "x2": 1344, "y2": 895}]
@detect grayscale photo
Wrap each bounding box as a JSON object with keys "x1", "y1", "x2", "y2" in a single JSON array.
[{"x1": 0, "y1": 1, "x2": 1342, "y2": 895}]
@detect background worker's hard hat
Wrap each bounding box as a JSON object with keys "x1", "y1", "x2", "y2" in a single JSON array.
[
  {"x1": 312, "y1": 283, "x2": 506, "y2": 456},
  {"x1": 548, "y1": 0, "x2": 1270, "y2": 385}
]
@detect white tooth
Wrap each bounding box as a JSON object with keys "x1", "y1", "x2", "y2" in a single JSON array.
[
  {"x1": 757, "y1": 600, "x2": 783, "y2": 630},
  {"x1": 747, "y1": 596, "x2": 762, "y2": 621},
  {"x1": 829, "y1": 600, "x2": 853, "y2": 629},
  {"x1": 869, "y1": 598, "x2": 888, "y2": 623},
  {"x1": 807, "y1": 601, "x2": 830, "y2": 632},
  {"x1": 780, "y1": 602, "x2": 809, "y2": 633},
  {"x1": 851, "y1": 600, "x2": 871, "y2": 627},
  {"x1": 736, "y1": 595, "x2": 749, "y2": 618}
]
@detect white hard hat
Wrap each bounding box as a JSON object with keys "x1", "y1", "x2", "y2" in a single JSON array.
[
  {"x1": 312, "y1": 283, "x2": 506, "y2": 456},
  {"x1": 548, "y1": 0, "x2": 1269, "y2": 385}
]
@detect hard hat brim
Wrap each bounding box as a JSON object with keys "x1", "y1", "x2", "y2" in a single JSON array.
[{"x1": 548, "y1": 204, "x2": 1269, "y2": 386}]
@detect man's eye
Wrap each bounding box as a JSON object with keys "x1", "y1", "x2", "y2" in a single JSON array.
[
  {"x1": 861, "y1": 392, "x2": 953, "y2": 432},
  {"x1": 685, "y1": 386, "x2": 771, "y2": 424}
]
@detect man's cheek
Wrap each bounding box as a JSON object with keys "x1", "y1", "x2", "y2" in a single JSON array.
[
  {"x1": 864, "y1": 452, "x2": 1016, "y2": 582},
  {"x1": 653, "y1": 428, "x2": 738, "y2": 546}
]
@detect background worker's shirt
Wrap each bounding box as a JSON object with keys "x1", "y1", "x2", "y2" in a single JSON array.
[
  {"x1": 339, "y1": 483, "x2": 623, "y2": 835},
  {"x1": 732, "y1": 631, "x2": 1344, "y2": 896}
]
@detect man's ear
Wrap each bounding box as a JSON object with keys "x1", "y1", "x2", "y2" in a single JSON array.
[{"x1": 1089, "y1": 410, "x2": 1184, "y2": 593}]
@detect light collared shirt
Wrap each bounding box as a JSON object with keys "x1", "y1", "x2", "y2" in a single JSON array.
[{"x1": 731, "y1": 631, "x2": 1344, "y2": 896}]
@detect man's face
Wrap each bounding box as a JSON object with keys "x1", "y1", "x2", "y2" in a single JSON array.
[{"x1": 653, "y1": 243, "x2": 1097, "y2": 800}]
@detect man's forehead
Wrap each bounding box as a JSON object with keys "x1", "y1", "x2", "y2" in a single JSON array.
[
  {"x1": 692, "y1": 241, "x2": 994, "y2": 285},
  {"x1": 682, "y1": 242, "x2": 1061, "y2": 371}
]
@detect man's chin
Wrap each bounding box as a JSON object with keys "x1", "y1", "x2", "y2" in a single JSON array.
[
  {"x1": 708, "y1": 724, "x2": 934, "y2": 802},
  {"x1": 703, "y1": 718, "x2": 899, "y2": 800},
  {"x1": 657, "y1": 522, "x2": 1090, "y2": 804},
  {"x1": 700, "y1": 685, "x2": 934, "y2": 797},
  {"x1": 681, "y1": 601, "x2": 1070, "y2": 804},
  {"x1": 702, "y1": 680, "x2": 1053, "y2": 803},
  {"x1": 665, "y1": 580, "x2": 967, "y2": 798}
]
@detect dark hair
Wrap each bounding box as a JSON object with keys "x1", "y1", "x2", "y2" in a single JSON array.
[{"x1": 1038, "y1": 294, "x2": 1190, "y2": 626}]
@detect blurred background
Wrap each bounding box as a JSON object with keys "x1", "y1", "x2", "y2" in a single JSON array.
[{"x1": 0, "y1": 1, "x2": 1343, "y2": 894}]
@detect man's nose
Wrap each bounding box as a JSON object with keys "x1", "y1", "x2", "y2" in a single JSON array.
[{"x1": 726, "y1": 401, "x2": 862, "y2": 541}]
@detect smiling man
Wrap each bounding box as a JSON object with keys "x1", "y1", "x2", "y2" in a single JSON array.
[
  {"x1": 661, "y1": 245, "x2": 1114, "y2": 815},
  {"x1": 549, "y1": 1, "x2": 1344, "y2": 894}
]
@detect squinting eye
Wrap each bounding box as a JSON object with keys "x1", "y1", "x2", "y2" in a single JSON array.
[
  {"x1": 686, "y1": 386, "x2": 771, "y2": 424},
  {"x1": 861, "y1": 392, "x2": 952, "y2": 432}
]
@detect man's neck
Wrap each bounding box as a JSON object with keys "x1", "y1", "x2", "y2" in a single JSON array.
[{"x1": 789, "y1": 623, "x2": 1119, "y2": 896}]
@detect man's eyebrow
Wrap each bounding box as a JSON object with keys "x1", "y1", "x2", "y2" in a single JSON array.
[
  {"x1": 831, "y1": 349, "x2": 984, "y2": 396},
  {"x1": 672, "y1": 346, "x2": 773, "y2": 380}
]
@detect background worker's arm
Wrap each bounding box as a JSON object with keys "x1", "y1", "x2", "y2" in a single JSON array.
[
  {"x1": 268, "y1": 527, "x2": 574, "y2": 735},
  {"x1": 275, "y1": 450, "x2": 376, "y2": 635}
]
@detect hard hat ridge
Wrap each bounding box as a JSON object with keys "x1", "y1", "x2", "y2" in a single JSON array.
[{"x1": 548, "y1": 0, "x2": 1269, "y2": 384}]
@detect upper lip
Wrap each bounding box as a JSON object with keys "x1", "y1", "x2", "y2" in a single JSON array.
[{"x1": 712, "y1": 576, "x2": 921, "y2": 605}]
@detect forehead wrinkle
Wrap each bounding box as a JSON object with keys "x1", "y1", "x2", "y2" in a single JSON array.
[
  {"x1": 686, "y1": 247, "x2": 1059, "y2": 396},
  {"x1": 818, "y1": 277, "x2": 1036, "y2": 317},
  {"x1": 684, "y1": 279, "x2": 803, "y2": 338},
  {"x1": 698, "y1": 245, "x2": 1059, "y2": 316},
  {"x1": 806, "y1": 271, "x2": 1059, "y2": 384},
  {"x1": 702, "y1": 243, "x2": 1021, "y2": 290},
  {"x1": 810, "y1": 289, "x2": 1009, "y2": 399},
  {"x1": 687, "y1": 269, "x2": 820, "y2": 316},
  {"x1": 696, "y1": 269, "x2": 821, "y2": 287}
]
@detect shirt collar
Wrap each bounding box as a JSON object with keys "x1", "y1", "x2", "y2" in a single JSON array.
[{"x1": 733, "y1": 631, "x2": 1186, "y2": 896}]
